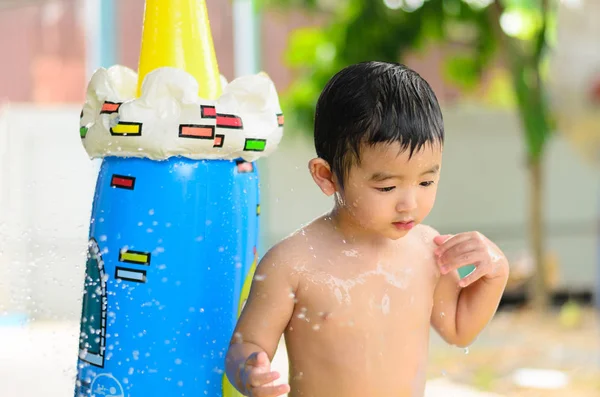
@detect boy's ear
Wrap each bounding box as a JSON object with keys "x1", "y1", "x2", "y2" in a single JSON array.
[{"x1": 308, "y1": 158, "x2": 337, "y2": 196}]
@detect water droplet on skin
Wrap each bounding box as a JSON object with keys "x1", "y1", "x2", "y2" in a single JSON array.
[
  {"x1": 254, "y1": 274, "x2": 266, "y2": 281},
  {"x1": 381, "y1": 294, "x2": 390, "y2": 315},
  {"x1": 312, "y1": 324, "x2": 320, "y2": 331},
  {"x1": 342, "y1": 249, "x2": 358, "y2": 257}
]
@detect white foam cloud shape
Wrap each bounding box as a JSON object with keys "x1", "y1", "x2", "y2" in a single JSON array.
[{"x1": 80, "y1": 65, "x2": 284, "y2": 162}]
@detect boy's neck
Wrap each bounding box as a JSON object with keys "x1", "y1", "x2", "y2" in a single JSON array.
[{"x1": 327, "y1": 206, "x2": 390, "y2": 248}]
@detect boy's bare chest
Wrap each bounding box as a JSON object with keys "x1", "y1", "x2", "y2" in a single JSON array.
[{"x1": 290, "y1": 261, "x2": 436, "y2": 334}]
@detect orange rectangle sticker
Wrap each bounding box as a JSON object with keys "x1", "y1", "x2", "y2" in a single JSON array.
[{"x1": 179, "y1": 124, "x2": 215, "y2": 139}]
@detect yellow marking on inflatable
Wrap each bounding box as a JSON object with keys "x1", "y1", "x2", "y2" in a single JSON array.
[{"x1": 110, "y1": 122, "x2": 142, "y2": 136}]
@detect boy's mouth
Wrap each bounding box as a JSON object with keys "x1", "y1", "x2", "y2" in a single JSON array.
[{"x1": 392, "y1": 220, "x2": 415, "y2": 230}]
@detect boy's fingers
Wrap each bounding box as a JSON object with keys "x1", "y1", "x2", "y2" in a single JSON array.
[
  {"x1": 438, "y1": 241, "x2": 479, "y2": 266},
  {"x1": 256, "y1": 351, "x2": 270, "y2": 367},
  {"x1": 433, "y1": 234, "x2": 453, "y2": 246},
  {"x1": 246, "y1": 351, "x2": 270, "y2": 369},
  {"x1": 249, "y1": 371, "x2": 280, "y2": 387},
  {"x1": 434, "y1": 233, "x2": 470, "y2": 256},
  {"x1": 440, "y1": 251, "x2": 483, "y2": 275},
  {"x1": 251, "y1": 383, "x2": 291, "y2": 397}
]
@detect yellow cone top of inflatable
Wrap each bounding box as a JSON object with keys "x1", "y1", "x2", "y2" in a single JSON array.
[{"x1": 136, "y1": 0, "x2": 222, "y2": 99}]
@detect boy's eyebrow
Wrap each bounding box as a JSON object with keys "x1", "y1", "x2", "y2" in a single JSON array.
[
  {"x1": 369, "y1": 165, "x2": 440, "y2": 181},
  {"x1": 420, "y1": 164, "x2": 440, "y2": 175},
  {"x1": 369, "y1": 172, "x2": 396, "y2": 182}
]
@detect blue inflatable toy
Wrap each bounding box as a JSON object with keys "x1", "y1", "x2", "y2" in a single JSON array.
[{"x1": 75, "y1": 1, "x2": 283, "y2": 395}]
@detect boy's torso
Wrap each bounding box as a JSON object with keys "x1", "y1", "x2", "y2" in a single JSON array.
[{"x1": 282, "y1": 221, "x2": 439, "y2": 397}]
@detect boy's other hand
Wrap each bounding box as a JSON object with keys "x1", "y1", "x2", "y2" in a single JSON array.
[
  {"x1": 433, "y1": 232, "x2": 509, "y2": 288},
  {"x1": 241, "y1": 351, "x2": 290, "y2": 397}
]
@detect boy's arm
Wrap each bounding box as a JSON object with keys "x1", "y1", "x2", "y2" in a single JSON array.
[
  {"x1": 428, "y1": 230, "x2": 509, "y2": 348},
  {"x1": 225, "y1": 244, "x2": 298, "y2": 393}
]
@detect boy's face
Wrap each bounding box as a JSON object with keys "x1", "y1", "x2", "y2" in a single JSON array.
[{"x1": 340, "y1": 142, "x2": 442, "y2": 240}]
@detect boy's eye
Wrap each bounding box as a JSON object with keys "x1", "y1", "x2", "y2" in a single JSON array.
[
  {"x1": 420, "y1": 181, "x2": 434, "y2": 187},
  {"x1": 376, "y1": 186, "x2": 396, "y2": 192}
]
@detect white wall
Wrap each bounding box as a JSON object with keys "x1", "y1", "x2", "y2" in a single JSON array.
[{"x1": 0, "y1": 104, "x2": 598, "y2": 321}]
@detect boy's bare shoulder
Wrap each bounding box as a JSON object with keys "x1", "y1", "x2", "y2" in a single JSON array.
[
  {"x1": 261, "y1": 216, "x2": 330, "y2": 270},
  {"x1": 414, "y1": 224, "x2": 440, "y2": 242},
  {"x1": 254, "y1": 235, "x2": 305, "y2": 291},
  {"x1": 408, "y1": 224, "x2": 441, "y2": 255},
  {"x1": 414, "y1": 223, "x2": 443, "y2": 270}
]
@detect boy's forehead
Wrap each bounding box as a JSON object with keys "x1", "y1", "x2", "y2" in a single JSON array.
[{"x1": 358, "y1": 142, "x2": 442, "y2": 166}]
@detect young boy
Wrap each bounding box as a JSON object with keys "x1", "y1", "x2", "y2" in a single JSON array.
[{"x1": 225, "y1": 61, "x2": 509, "y2": 397}]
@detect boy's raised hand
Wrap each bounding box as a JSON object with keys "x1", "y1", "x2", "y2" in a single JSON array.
[
  {"x1": 241, "y1": 351, "x2": 290, "y2": 397},
  {"x1": 433, "y1": 232, "x2": 509, "y2": 288}
]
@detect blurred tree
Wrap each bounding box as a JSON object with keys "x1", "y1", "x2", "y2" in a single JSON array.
[{"x1": 260, "y1": 0, "x2": 555, "y2": 310}]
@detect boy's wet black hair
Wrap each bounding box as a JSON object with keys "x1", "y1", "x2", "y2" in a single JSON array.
[{"x1": 314, "y1": 61, "x2": 444, "y2": 186}]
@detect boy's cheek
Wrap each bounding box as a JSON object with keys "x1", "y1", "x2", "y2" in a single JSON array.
[{"x1": 419, "y1": 193, "x2": 437, "y2": 216}]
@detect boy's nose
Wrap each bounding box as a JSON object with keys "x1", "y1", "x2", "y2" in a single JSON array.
[{"x1": 395, "y1": 190, "x2": 417, "y2": 213}]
